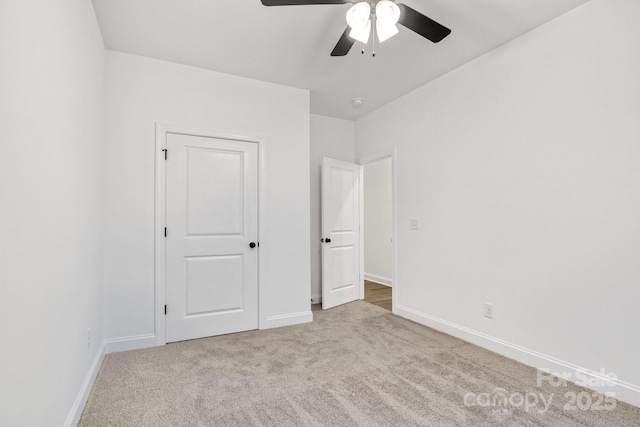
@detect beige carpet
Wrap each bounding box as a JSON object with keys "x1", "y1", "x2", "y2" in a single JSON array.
[{"x1": 80, "y1": 301, "x2": 639, "y2": 426}]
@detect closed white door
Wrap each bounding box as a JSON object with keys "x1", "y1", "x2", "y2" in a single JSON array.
[
  {"x1": 165, "y1": 132, "x2": 258, "y2": 343},
  {"x1": 322, "y1": 157, "x2": 360, "y2": 309}
]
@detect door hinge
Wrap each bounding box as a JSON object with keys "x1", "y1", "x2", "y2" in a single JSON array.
[
  {"x1": 162, "y1": 149, "x2": 167, "y2": 160},
  {"x1": 164, "y1": 305, "x2": 167, "y2": 315},
  {"x1": 164, "y1": 227, "x2": 167, "y2": 237}
]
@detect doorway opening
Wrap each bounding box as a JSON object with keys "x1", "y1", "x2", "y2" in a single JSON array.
[
  {"x1": 318, "y1": 150, "x2": 396, "y2": 313},
  {"x1": 361, "y1": 154, "x2": 394, "y2": 312}
]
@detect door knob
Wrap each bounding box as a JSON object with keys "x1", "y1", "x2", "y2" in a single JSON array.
[
  {"x1": 325, "y1": 238, "x2": 331, "y2": 243},
  {"x1": 249, "y1": 242, "x2": 256, "y2": 248}
]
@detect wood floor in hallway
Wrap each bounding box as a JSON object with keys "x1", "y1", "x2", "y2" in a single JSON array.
[{"x1": 364, "y1": 280, "x2": 391, "y2": 311}]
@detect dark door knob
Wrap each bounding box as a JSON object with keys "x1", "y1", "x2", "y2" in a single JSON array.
[
  {"x1": 325, "y1": 238, "x2": 331, "y2": 243},
  {"x1": 249, "y1": 242, "x2": 256, "y2": 248}
]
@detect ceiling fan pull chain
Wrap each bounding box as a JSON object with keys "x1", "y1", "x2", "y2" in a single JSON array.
[{"x1": 372, "y1": 27, "x2": 376, "y2": 57}]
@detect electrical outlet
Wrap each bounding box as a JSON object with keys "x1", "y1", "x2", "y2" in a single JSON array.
[
  {"x1": 87, "y1": 328, "x2": 91, "y2": 349},
  {"x1": 410, "y1": 218, "x2": 420, "y2": 230},
  {"x1": 484, "y1": 303, "x2": 494, "y2": 319}
]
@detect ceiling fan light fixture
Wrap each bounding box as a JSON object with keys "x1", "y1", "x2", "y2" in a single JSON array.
[
  {"x1": 375, "y1": 0, "x2": 400, "y2": 24},
  {"x1": 375, "y1": 0, "x2": 400, "y2": 43},
  {"x1": 349, "y1": 18, "x2": 371, "y2": 44},
  {"x1": 346, "y1": 2, "x2": 371, "y2": 44},
  {"x1": 376, "y1": 19, "x2": 398, "y2": 43},
  {"x1": 346, "y1": 2, "x2": 371, "y2": 30}
]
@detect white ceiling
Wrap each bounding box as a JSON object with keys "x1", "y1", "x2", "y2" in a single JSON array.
[{"x1": 92, "y1": 0, "x2": 588, "y2": 120}]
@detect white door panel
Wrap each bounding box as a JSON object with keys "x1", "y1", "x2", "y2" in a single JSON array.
[
  {"x1": 329, "y1": 168, "x2": 355, "y2": 232},
  {"x1": 322, "y1": 157, "x2": 360, "y2": 309},
  {"x1": 184, "y1": 255, "x2": 243, "y2": 315},
  {"x1": 186, "y1": 148, "x2": 243, "y2": 235},
  {"x1": 165, "y1": 132, "x2": 258, "y2": 342}
]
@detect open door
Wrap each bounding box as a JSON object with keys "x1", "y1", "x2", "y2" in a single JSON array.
[{"x1": 321, "y1": 157, "x2": 361, "y2": 309}]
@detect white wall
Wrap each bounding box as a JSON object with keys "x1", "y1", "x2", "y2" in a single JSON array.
[
  {"x1": 363, "y1": 158, "x2": 393, "y2": 285},
  {"x1": 310, "y1": 114, "x2": 355, "y2": 302},
  {"x1": 104, "y1": 52, "x2": 311, "y2": 347},
  {"x1": 0, "y1": 1, "x2": 105, "y2": 425},
  {"x1": 356, "y1": 0, "x2": 640, "y2": 406}
]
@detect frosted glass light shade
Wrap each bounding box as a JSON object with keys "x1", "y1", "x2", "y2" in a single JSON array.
[
  {"x1": 346, "y1": 2, "x2": 371, "y2": 44},
  {"x1": 346, "y1": 2, "x2": 371, "y2": 30},
  {"x1": 376, "y1": 19, "x2": 398, "y2": 43},
  {"x1": 375, "y1": 0, "x2": 400, "y2": 43},
  {"x1": 375, "y1": 0, "x2": 400, "y2": 26},
  {"x1": 349, "y1": 18, "x2": 371, "y2": 44}
]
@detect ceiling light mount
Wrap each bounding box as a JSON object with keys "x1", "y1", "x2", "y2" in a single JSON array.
[{"x1": 352, "y1": 97, "x2": 364, "y2": 107}]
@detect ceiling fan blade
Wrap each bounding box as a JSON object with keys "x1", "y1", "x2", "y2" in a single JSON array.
[
  {"x1": 261, "y1": 0, "x2": 347, "y2": 5},
  {"x1": 331, "y1": 27, "x2": 355, "y2": 56},
  {"x1": 397, "y1": 4, "x2": 451, "y2": 43}
]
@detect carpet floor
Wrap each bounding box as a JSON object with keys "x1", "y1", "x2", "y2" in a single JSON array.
[{"x1": 80, "y1": 301, "x2": 640, "y2": 426}]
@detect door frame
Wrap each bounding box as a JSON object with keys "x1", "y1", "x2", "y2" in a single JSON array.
[
  {"x1": 154, "y1": 122, "x2": 265, "y2": 346},
  {"x1": 358, "y1": 148, "x2": 397, "y2": 313}
]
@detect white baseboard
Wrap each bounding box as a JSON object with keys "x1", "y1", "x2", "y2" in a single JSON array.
[
  {"x1": 262, "y1": 311, "x2": 313, "y2": 329},
  {"x1": 395, "y1": 304, "x2": 640, "y2": 408},
  {"x1": 311, "y1": 294, "x2": 322, "y2": 304},
  {"x1": 63, "y1": 341, "x2": 105, "y2": 427},
  {"x1": 104, "y1": 333, "x2": 157, "y2": 354},
  {"x1": 364, "y1": 273, "x2": 392, "y2": 287}
]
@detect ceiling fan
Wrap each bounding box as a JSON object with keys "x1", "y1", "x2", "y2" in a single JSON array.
[{"x1": 261, "y1": 0, "x2": 451, "y2": 56}]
